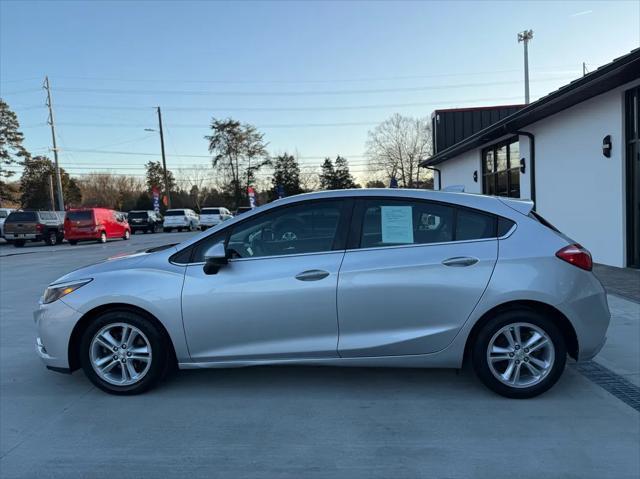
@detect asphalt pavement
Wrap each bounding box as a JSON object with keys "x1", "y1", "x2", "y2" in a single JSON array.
[{"x1": 0, "y1": 232, "x2": 638, "y2": 478}]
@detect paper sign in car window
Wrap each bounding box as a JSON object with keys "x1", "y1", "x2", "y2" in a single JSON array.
[{"x1": 381, "y1": 206, "x2": 413, "y2": 244}]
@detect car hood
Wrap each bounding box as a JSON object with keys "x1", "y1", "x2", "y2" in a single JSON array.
[{"x1": 50, "y1": 245, "x2": 178, "y2": 285}]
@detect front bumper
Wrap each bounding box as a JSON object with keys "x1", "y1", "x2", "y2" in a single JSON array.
[{"x1": 34, "y1": 299, "x2": 82, "y2": 369}]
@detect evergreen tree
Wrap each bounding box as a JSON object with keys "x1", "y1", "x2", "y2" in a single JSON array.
[
  {"x1": 270, "y1": 153, "x2": 302, "y2": 200},
  {"x1": 20, "y1": 156, "x2": 81, "y2": 209},
  {"x1": 145, "y1": 161, "x2": 176, "y2": 194},
  {"x1": 319, "y1": 158, "x2": 336, "y2": 190},
  {"x1": 0, "y1": 99, "x2": 30, "y2": 204},
  {"x1": 333, "y1": 155, "x2": 358, "y2": 189}
]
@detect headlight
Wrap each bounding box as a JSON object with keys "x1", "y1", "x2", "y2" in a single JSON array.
[{"x1": 42, "y1": 279, "x2": 92, "y2": 304}]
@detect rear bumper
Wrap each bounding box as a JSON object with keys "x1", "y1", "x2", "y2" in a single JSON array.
[
  {"x1": 5, "y1": 233, "x2": 38, "y2": 240},
  {"x1": 559, "y1": 277, "x2": 611, "y2": 361},
  {"x1": 64, "y1": 231, "x2": 100, "y2": 240}
]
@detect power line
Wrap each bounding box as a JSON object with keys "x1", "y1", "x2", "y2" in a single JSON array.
[
  {"x1": 56, "y1": 147, "x2": 368, "y2": 160},
  {"x1": 49, "y1": 67, "x2": 579, "y2": 85},
  {"x1": 53, "y1": 120, "x2": 382, "y2": 129},
  {"x1": 51, "y1": 76, "x2": 574, "y2": 97}
]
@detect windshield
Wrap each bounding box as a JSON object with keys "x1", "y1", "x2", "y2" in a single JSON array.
[
  {"x1": 201, "y1": 208, "x2": 220, "y2": 215},
  {"x1": 165, "y1": 210, "x2": 186, "y2": 216},
  {"x1": 66, "y1": 211, "x2": 93, "y2": 221},
  {"x1": 6, "y1": 212, "x2": 37, "y2": 222},
  {"x1": 128, "y1": 211, "x2": 149, "y2": 219}
]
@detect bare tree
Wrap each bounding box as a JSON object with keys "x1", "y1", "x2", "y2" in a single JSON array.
[
  {"x1": 178, "y1": 165, "x2": 215, "y2": 211},
  {"x1": 365, "y1": 114, "x2": 433, "y2": 188},
  {"x1": 80, "y1": 173, "x2": 144, "y2": 210},
  {"x1": 205, "y1": 118, "x2": 269, "y2": 208}
]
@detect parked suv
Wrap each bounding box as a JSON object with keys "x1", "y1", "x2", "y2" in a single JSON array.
[
  {"x1": 162, "y1": 209, "x2": 199, "y2": 232},
  {"x1": 0, "y1": 207, "x2": 16, "y2": 238},
  {"x1": 128, "y1": 210, "x2": 163, "y2": 234},
  {"x1": 4, "y1": 210, "x2": 65, "y2": 247},
  {"x1": 64, "y1": 208, "x2": 131, "y2": 245},
  {"x1": 199, "y1": 207, "x2": 232, "y2": 230}
]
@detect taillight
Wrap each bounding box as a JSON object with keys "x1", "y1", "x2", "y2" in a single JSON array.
[
  {"x1": 36, "y1": 223, "x2": 44, "y2": 232},
  {"x1": 556, "y1": 244, "x2": 592, "y2": 271}
]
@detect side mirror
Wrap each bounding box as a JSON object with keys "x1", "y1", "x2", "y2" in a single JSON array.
[{"x1": 203, "y1": 242, "x2": 228, "y2": 275}]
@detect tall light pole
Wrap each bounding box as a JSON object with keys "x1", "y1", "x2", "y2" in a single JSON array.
[
  {"x1": 517, "y1": 30, "x2": 534, "y2": 105},
  {"x1": 145, "y1": 107, "x2": 171, "y2": 208}
]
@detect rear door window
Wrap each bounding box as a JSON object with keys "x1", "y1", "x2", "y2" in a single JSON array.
[{"x1": 358, "y1": 199, "x2": 455, "y2": 248}]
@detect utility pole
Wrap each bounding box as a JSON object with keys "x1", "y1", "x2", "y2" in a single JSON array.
[
  {"x1": 43, "y1": 76, "x2": 64, "y2": 210},
  {"x1": 517, "y1": 30, "x2": 534, "y2": 104},
  {"x1": 156, "y1": 107, "x2": 171, "y2": 208},
  {"x1": 48, "y1": 173, "x2": 55, "y2": 211}
]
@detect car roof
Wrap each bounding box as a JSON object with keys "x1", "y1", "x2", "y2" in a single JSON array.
[{"x1": 273, "y1": 188, "x2": 532, "y2": 214}]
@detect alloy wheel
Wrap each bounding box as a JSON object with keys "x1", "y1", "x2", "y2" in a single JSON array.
[
  {"x1": 89, "y1": 322, "x2": 152, "y2": 386},
  {"x1": 486, "y1": 322, "x2": 555, "y2": 389}
]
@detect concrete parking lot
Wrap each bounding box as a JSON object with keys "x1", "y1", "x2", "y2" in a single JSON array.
[{"x1": 1, "y1": 233, "x2": 638, "y2": 478}]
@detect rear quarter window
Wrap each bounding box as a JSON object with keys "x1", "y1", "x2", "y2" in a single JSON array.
[{"x1": 455, "y1": 209, "x2": 496, "y2": 241}]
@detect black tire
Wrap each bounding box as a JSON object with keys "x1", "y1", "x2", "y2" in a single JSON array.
[
  {"x1": 123, "y1": 229, "x2": 131, "y2": 240},
  {"x1": 472, "y1": 309, "x2": 566, "y2": 399},
  {"x1": 68, "y1": 240, "x2": 78, "y2": 245},
  {"x1": 97, "y1": 231, "x2": 107, "y2": 244},
  {"x1": 79, "y1": 310, "x2": 170, "y2": 395},
  {"x1": 13, "y1": 240, "x2": 25, "y2": 248},
  {"x1": 163, "y1": 228, "x2": 170, "y2": 233},
  {"x1": 44, "y1": 230, "x2": 58, "y2": 246}
]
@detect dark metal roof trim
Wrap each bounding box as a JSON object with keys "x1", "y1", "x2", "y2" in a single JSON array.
[{"x1": 421, "y1": 48, "x2": 640, "y2": 167}]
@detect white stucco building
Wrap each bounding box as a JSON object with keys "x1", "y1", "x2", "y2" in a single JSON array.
[{"x1": 421, "y1": 49, "x2": 640, "y2": 268}]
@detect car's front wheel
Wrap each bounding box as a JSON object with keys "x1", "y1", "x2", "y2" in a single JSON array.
[
  {"x1": 472, "y1": 309, "x2": 566, "y2": 399},
  {"x1": 80, "y1": 311, "x2": 169, "y2": 395}
]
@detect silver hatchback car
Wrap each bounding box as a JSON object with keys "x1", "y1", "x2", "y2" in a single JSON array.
[{"x1": 35, "y1": 189, "x2": 610, "y2": 398}]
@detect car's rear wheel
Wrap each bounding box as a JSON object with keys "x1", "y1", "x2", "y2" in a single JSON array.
[
  {"x1": 45, "y1": 230, "x2": 58, "y2": 246},
  {"x1": 472, "y1": 309, "x2": 566, "y2": 399},
  {"x1": 13, "y1": 240, "x2": 25, "y2": 248},
  {"x1": 80, "y1": 311, "x2": 169, "y2": 395}
]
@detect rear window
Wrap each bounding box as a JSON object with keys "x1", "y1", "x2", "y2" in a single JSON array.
[
  {"x1": 6, "y1": 212, "x2": 37, "y2": 222},
  {"x1": 66, "y1": 211, "x2": 93, "y2": 221},
  {"x1": 201, "y1": 208, "x2": 220, "y2": 215},
  {"x1": 128, "y1": 211, "x2": 149, "y2": 219},
  {"x1": 165, "y1": 210, "x2": 186, "y2": 216}
]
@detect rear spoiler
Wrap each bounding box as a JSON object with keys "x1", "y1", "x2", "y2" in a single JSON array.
[{"x1": 497, "y1": 197, "x2": 534, "y2": 216}]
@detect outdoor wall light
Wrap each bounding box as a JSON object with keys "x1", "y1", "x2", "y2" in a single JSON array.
[
  {"x1": 520, "y1": 158, "x2": 526, "y2": 173},
  {"x1": 602, "y1": 135, "x2": 612, "y2": 158},
  {"x1": 473, "y1": 170, "x2": 478, "y2": 182}
]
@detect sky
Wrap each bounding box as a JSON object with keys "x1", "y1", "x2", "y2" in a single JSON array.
[{"x1": 1, "y1": 0, "x2": 639, "y2": 186}]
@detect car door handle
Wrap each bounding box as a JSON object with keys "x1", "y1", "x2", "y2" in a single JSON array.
[
  {"x1": 442, "y1": 256, "x2": 479, "y2": 267},
  {"x1": 295, "y1": 270, "x2": 330, "y2": 281}
]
